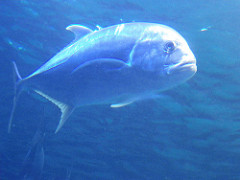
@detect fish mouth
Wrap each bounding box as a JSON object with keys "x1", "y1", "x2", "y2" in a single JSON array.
[
  {"x1": 179, "y1": 62, "x2": 197, "y2": 70},
  {"x1": 164, "y1": 61, "x2": 197, "y2": 75}
]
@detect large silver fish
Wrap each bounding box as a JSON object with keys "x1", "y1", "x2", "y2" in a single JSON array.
[{"x1": 9, "y1": 22, "x2": 197, "y2": 133}]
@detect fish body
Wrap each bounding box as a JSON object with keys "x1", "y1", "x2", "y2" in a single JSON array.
[{"x1": 10, "y1": 22, "x2": 197, "y2": 132}]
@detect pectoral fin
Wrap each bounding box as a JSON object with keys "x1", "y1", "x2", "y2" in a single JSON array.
[
  {"x1": 71, "y1": 58, "x2": 130, "y2": 74},
  {"x1": 34, "y1": 90, "x2": 74, "y2": 133},
  {"x1": 110, "y1": 97, "x2": 137, "y2": 108},
  {"x1": 110, "y1": 93, "x2": 165, "y2": 108},
  {"x1": 110, "y1": 100, "x2": 134, "y2": 108}
]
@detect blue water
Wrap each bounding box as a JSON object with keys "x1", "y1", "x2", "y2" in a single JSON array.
[{"x1": 1, "y1": 0, "x2": 240, "y2": 179}]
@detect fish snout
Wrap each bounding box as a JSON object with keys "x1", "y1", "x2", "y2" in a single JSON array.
[
  {"x1": 164, "y1": 55, "x2": 197, "y2": 76},
  {"x1": 179, "y1": 54, "x2": 197, "y2": 72}
]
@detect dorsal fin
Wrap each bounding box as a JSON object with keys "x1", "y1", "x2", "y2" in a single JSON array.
[
  {"x1": 66, "y1": 24, "x2": 93, "y2": 42},
  {"x1": 34, "y1": 90, "x2": 74, "y2": 133}
]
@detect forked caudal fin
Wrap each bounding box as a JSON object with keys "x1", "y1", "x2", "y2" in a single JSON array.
[
  {"x1": 8, "y1": 62, "x2": 74, "y2": 133},
  {"x1": 8, "y1": 61, "x2": 23, "y2": 133},
  {"x1": 34, "y1": 90, "x2": 74, "y2": 133}
]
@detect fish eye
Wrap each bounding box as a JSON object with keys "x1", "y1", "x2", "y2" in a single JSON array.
[{"x1": 164, "y1": 41, "x2": 176, "y2": 53}]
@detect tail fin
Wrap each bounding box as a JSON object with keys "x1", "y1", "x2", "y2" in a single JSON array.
[{"x1": 8, "y1": 61, "x2": 23, "y2": 133}]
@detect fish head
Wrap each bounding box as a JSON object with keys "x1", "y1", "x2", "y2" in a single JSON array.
[
  {"x1": 131, "y1": 24, "x2": 197, "y2": 90},
  {"x1": 159, "y1": 26, "x2": 197, "y2": 84}
]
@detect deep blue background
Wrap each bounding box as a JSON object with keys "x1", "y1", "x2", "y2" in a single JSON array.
[{"x1": 1, "y1": 0, "x2": 240, "y2": 179}]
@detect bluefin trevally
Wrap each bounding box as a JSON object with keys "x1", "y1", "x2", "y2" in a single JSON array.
[{"x1": 9, "y1": 22, "x2": 197, "y2": 133}]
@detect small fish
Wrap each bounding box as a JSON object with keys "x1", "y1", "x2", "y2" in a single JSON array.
[
  {"x1": 200, "y1": 26, "x2": 212, "y2": 32},
  {"x1": 9, "y1": 22, "x2": 197, "y2": 133},
  {"x1": 6, "y1": 38, "x2": 25, "y2": 51},
  {"x1": 65, "y1": 163, "x2": 73, "y2": 180},
  {"x1": 19, "y1": 119, "x2": 45, "y2": 180}
]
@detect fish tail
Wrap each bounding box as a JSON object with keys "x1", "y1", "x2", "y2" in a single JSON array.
[{"x1": 8, "y1": 61, "x2": 23, "y2": 133}]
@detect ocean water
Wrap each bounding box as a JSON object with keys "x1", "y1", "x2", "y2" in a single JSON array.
[{"x1": 0, "y1": 0, "x2": 239, "y2": 179}]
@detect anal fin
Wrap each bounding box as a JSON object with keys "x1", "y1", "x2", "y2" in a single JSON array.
[{"x1": 34, "y1": 90, "x2": 74, "y2": 133}]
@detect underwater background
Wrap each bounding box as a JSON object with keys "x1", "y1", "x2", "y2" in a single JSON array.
[{"x1": 0, "y1": 0, "x2": 239, "y2": 179}]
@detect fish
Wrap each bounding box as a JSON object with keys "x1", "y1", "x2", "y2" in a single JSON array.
[
  {"x1": 19, "y1": 118, "x2": 45, "y2": 180},
  {"x1": 8, "y1": 22, "x2": 197, "y2": 133},
  {"x1": 65, "y1": 163, "x2": 73, "y2": 180}
]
